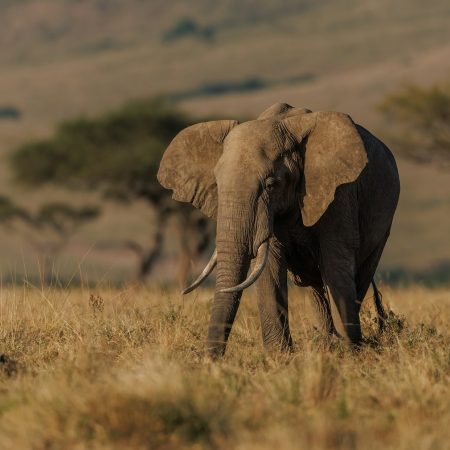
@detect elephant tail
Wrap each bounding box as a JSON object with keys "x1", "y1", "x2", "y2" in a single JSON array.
[{"x1": 372, "y1": 280, "x2": 387, "y2": 333}]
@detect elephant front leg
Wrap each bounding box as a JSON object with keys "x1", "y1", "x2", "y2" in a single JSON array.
[{"x1": 255, "y1": 239, "x2": 293, "y2": 352}]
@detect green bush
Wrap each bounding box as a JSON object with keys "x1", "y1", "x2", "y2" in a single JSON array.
[{"x1": 163, "y1": 17, "x2": 215, "y2": 43}]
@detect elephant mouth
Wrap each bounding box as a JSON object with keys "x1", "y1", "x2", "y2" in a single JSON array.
[
  {"x1": 217, "y1": 240, "x2": 269, "y2": 293},
  {"x1": 182, "y1": 239, "x2": 270, "y2": 295}
]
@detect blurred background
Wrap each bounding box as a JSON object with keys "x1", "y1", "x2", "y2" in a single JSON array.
[{"x1": 0, "y1": 0, "x2": 449, "y2": 287}]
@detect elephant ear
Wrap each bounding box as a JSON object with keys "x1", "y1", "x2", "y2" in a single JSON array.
[
  {"x1": 257, "y1": 102, "x2": 312, "y2": 120},
  {"x1": 157, "y1": 120, "x2": 239, "y2": 219},
  {"x1": 282, "y1": 111, "x2": 368, "y2": 227}
]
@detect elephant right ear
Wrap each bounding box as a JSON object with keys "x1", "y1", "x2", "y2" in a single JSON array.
[{"x1": 157, "y1": 120, "x2": 239, "y2": 219}]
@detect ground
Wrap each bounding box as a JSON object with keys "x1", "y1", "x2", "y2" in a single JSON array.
[{"x1": 0, "y1": 284, "x2": 449, "y2": 449}]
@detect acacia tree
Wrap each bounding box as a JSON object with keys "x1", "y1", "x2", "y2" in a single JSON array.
[
  {"x1": 0, "y1": 196, "x2": 99, "y2": 277},
  {"x1": 11, "y1": 98, "x2": 214, "y2": 283},
  {"x1": 379, "y1": 81, "x2": 450, "y2": 167}
]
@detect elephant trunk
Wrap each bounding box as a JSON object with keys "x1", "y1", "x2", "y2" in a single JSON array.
[
  {"x1": 218, "y1": 240, "x2": 269, "y2": 293},
  {"x1": 207, "y1": 246, "x2": 251, "y2": 357},
  {"x1": 206, "y1": 200, "x2": 253, "y2": 357}
]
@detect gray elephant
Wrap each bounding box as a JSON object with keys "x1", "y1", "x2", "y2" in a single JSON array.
[{"x1": 157, "y1": 103, "x2": 400, "y2": 357}]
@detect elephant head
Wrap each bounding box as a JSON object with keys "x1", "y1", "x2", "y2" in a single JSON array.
[{"x1": 157, "y1": 103, "x2": 367, "y2": 357}]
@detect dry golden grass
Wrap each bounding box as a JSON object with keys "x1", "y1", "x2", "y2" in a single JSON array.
[{"x1": 0, "y1": 284, "x2": 449, "y2": 449}]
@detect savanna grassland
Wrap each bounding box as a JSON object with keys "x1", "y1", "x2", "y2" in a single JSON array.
[
  {"x1": 0, "y1": 284, "x2": 449, "y2": 449},
  {"x1": 0, "y1": 3, "x2": 449, "y2": 446}
]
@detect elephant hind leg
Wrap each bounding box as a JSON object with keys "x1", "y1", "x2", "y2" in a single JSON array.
[
  {"x1": 320, "y1": 244, "x2": 362, "y2": 345},
  {"x1": 356, "y1": 236, "x2": 389, "y2": 334},
  {"x1": 310, "y1": 285, "x2": 340, "y2": 337}
]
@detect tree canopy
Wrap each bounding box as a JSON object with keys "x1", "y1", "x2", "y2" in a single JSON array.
[
  {"x1": 11, "y1": 98, "x2": 193, "y2": 204},
  {"x1": 379, "y1": 81, "x2": 450, "y2": 166},
  {"x1": 0, "y1": 195, "x2": 100, "y2": 267}
]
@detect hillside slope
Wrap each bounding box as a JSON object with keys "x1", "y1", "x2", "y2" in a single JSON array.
[{"x1": 1, "y1": 0, "x2": 450, "y2": 135}]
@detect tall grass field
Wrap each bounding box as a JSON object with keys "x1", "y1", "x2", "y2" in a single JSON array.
[{"x1": 0, "y1": 284, "x2": 449, "y2": 449}]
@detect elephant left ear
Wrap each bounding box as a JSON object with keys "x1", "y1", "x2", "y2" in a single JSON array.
[
  {"x1": 157, "y1": 120, "x2": 239, "y2": 219},
  {"x1": 282, "y1": 111, "x2": 368, "y2": 226}
]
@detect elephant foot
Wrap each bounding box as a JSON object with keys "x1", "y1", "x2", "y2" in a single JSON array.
[
  {"x1": 263, "y1": 339, "x2": 294, "y2": 355},
  {"x1": 262, "y1": 329, "x2": 294, "y2": 354},
  {"x1": 206, "y1": 341, "x2": 227, "y2": 359},
  {"x1": 328, "y1": 327, "x2": 342, "y2": 339},
  {"x1": 312, "y1": 325, "x2": 342, "y2": 342},
  {"x1": 333, "y1": 331, "x2": 342, "y2": 340},
  {"x1": 348, "y1": 338, "x2": 363, "y2": 350}
]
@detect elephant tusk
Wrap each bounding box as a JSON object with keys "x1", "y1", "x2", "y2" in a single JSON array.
[
  {"x1": 218, "y1": 240, "x2": 269, "y2": 294},
  {"x1": 181, "y1": 249, "x2": 217, "y2": 295}
]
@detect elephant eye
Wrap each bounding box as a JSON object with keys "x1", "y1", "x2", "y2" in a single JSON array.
[{"x1": 265, "y1": 177, "x2": 279, "y2": 191}]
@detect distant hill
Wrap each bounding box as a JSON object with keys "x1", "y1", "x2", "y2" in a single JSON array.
[
  {"x1": 1, "y1": 0, "x2": 449, "y2": 129},
  {"x1": 0, "y1": 0, "x2": 449, "y2": 278}
]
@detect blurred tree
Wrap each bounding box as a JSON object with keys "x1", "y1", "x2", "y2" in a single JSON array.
[
  {"x1": 0, "y1": 196, "x2": 99, "y2": 277},
  {"x1": 0, "y1": 195, "x2": 29, "y2": 223},
  {"x1": 162, "y1": 17, "x2": 215, "y2": 43},
  {"x1": 30, "y1": 203, "x2": 100, "y2": 257},
  {"x1": 10, "y1": 98, "x2": 214, "y2": 283},
  {"x1": 379, "y1": 81, "x2": 450, "y2": 166},
  {"x1": 0, "y1": 106, "x2": 21, "y2": 120}
]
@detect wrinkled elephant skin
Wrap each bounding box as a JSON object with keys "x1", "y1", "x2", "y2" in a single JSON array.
[{"x1": 158, "y1": 103, "x2": 400, "y2": 357}]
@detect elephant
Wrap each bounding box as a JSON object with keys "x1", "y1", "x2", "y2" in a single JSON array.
[{"x1": 157, "y1": 102, "x2": 400, "y2": 357}]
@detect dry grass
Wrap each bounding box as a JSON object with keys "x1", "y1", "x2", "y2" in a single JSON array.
[{"x1": 0, "y1": 284, "x2": 449, "y2": 449}]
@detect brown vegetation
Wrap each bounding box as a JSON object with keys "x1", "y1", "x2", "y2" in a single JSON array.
[{"x1": 0, "y1": 285, "x2": 449, "y2": 449}]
